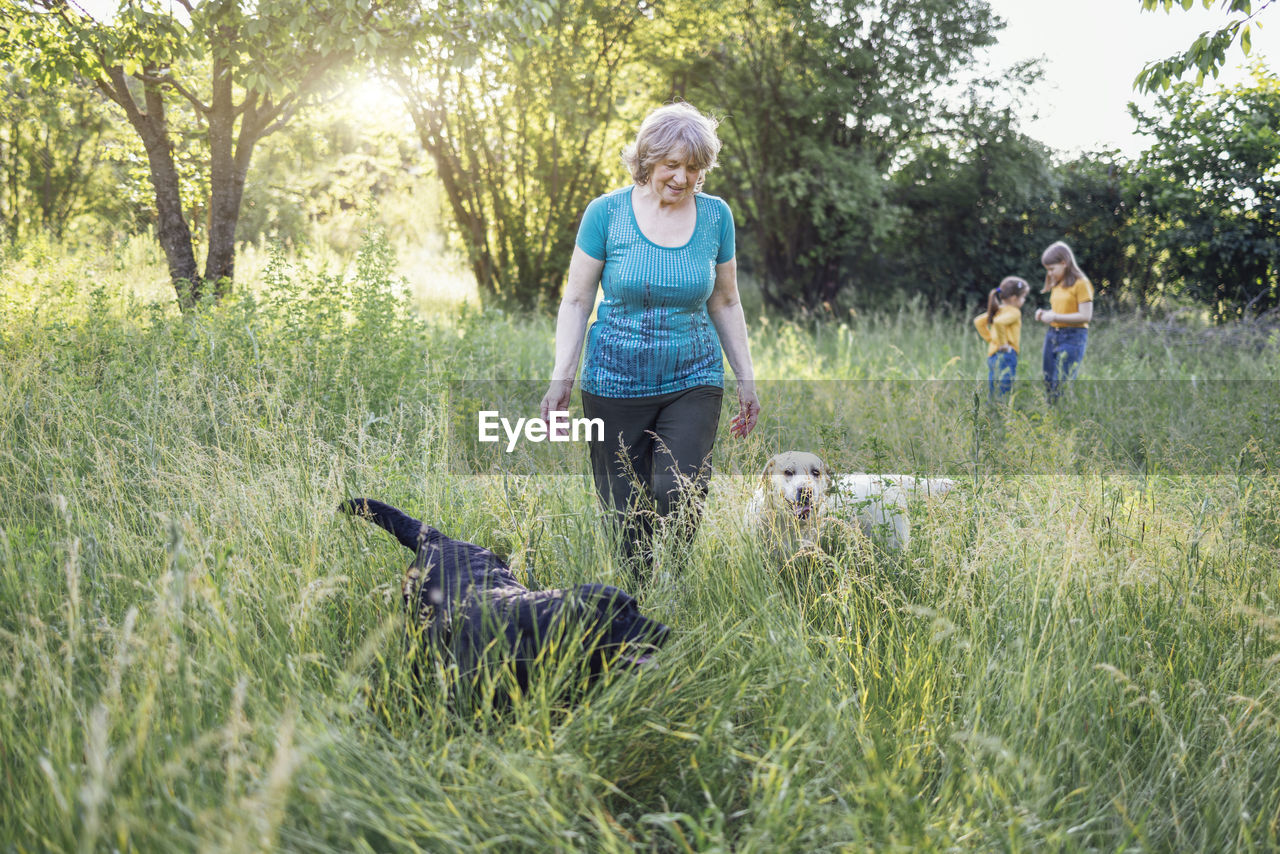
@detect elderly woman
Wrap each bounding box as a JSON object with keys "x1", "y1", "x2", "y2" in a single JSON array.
[{"x1": 540, "y1": 102, "x2": 760, "y2": 582}]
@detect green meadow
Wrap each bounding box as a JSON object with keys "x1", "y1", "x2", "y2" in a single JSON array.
[{"x1": 3, "y1": 235, "x2": 1280, "y2": 852}]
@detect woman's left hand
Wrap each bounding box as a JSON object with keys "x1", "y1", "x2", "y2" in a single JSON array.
[
  {"x1": 729, "y1": 383, "x2": 760, "y2": 438},
  {"x1": 1036, "y1": 309, "x2": 1055, "y2": 324}
]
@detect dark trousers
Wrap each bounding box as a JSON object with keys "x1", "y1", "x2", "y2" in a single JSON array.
[{"x1": 581, "y1": 385, "x2": 723, "y2": 583}]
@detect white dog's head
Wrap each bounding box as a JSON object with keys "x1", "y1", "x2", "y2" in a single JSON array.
[{"x1": 758, "y1": 451, "x2": 831, "y2": 522}]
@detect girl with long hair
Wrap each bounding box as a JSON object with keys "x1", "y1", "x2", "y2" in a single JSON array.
[{"x1": 1034, "y1": 241, "x2": 1095, "y2": 402}]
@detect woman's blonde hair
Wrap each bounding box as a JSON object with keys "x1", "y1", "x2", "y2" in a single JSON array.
[
  {"x1": 622, "y1": 102, "x2": 722, "y2": 186},
  {"x1": 1041, "y1": 240, "x2": 1086, "y2": 293}
]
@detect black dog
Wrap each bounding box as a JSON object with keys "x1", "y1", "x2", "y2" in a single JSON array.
[{"x1": 342, "y1": 498, "x2": 669, "y2": 698}]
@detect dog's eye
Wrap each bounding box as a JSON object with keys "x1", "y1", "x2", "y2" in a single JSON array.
[
  {"x1": 811, "y1": 468, "x2": 821, "y2": 477},
  {"x1": 784, "y1": 468, "x2": 795, "y2": 477}
]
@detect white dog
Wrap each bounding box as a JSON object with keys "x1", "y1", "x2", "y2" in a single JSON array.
[{"x1": 745, "y1": 451, "x2": 957, "y2": 552}]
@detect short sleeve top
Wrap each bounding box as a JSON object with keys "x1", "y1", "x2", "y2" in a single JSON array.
[
  {"x1": 1048, "y1": 277, "x2": 1094, "y2": 328},
  {"x1": 575, "y1": 186, "x2": 736, "y2": 398}
]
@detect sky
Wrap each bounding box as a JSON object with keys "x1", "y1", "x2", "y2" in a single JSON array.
[{"x1": 976, "y1": 0, "x2": 1278, "y2": 158}]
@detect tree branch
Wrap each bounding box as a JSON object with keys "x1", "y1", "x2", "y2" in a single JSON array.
[
  {"x1": 235, "y1": 89, "x2": 261, "y2": 121},
  {"x1": 244, "y1": 49, "x2": 348, "y2": 140},
  {"x1": 98, "y1": 66, "x2": 147, "y2": 128},
  {"x1": 139, "y1": 71, "x2": 212, "y2": 115}
]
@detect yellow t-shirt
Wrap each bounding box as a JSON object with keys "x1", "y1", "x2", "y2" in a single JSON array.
[
  {"x1": 1048, "y1": 277, "x2": 1094, "y2": 328},
  {"x1": 974, "y1": 304, "x2": 1022, "y2": 356}
]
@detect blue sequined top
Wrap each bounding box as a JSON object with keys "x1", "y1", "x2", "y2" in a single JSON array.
[{"x1": 575, "y1": 186, "x2": 735, "y2": 398}]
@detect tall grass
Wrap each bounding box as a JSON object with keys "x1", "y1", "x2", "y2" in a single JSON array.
[{"x1": 2, "y1": 235, "x2": 1279, "y2": 851}]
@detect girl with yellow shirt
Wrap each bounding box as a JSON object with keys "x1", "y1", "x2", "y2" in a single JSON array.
[
  {"x1": 974, "y1": 276, "x2": 1029, "y2": 399},
  {"x1": 1034, "y1": 240, "x2": 1094, "y2": 403}
]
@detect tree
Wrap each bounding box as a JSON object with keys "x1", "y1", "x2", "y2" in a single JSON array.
[
  {"x1": 1128, "y1": 67, "x2": 1280, "y2": 316},
  {"x1": 1048, "y1": 154, "x2": 1150, "y2": 309},
  {"x1": 236, "y1": 80, "x2": 431, "y2": 251},
  {"x1": 1135, "y1": 0, "x2": 1276, "y2": 92},
  {"x1": 885, "y1": 98, "x2": 1060, "y2": 307},
  {"x1": 668, "y1": 0, "x2": 1004, "y2": 311},
  {"x1": 0, "y1": 66, "x2": 117, "y2": 241},
  {"x1": 1, "y1": 0, "x2": 388, "y2": 310},
  {"x1": 386, "y1": 0, "x2": 654, "y2": 308}
]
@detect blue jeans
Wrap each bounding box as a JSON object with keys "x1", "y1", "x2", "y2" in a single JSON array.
[
  {"x1": 987, "y1": 349, "x2": 1017, "y2": 400},
  {"x1": 1042, "y1": 326, "x2": 1088, "y2": 403}
]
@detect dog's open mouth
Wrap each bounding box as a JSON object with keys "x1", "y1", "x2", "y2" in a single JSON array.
[
  {"x1": 615, "y1": 639, "x2": 666, "y2": 669},
  {"x1": 620, "y1": 652, "x2": 656, "y2": 668},
  {"x1": 794, "y1": 501, "x2": 813, "y2": 521}
]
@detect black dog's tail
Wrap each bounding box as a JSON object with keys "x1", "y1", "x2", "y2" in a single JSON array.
[{"x1": 341, "y1": 498, "x2": 431, "y2": 553}]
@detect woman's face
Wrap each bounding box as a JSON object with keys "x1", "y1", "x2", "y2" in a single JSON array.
[
  {"x1": 1044, "y1": 260, "x2": 1068, "y2": 285},
  {"x1": 648, "y1": 152, "x2": 704, "y2": 205}
]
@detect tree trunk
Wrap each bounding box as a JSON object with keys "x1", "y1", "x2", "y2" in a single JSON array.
[
  {"x1": 406, "y1": 99, "x2": 500, "y2": 300},
  {"x1": 102, "y1": 67, "x2": 201, "y2": 310},
  {"x1": 204, "y1": 38, "x2": 243, "y2": 301},
  {"x1": 204, "y1": 157, "x2": 250, "y2": 300},
  {"x1": 142, "y1": 85, "x2": 202, "y2": 309},
  {"x1": 38, "y1": 137, "x2": 53, "y2": 229}
]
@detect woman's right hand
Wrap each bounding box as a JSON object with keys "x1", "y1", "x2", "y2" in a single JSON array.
[
  {"x1": 728, "y1": 381, "x2": 760, "y2": 438},
  {"x1": 540, "y1": 378, "x2": 574, "y2": 435}
]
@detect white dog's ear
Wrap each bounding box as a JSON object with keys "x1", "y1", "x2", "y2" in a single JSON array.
[
  {"x1": 760, "y1": 457, "x2": 779, "y2": 487},
  {"x1": 819, "y1": 461, "x2": 832, "y2": 486}
]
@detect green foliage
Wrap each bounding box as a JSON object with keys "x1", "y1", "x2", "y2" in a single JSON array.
[
  {"x1": 1135, "y1": 0, "x2": 1275, "y2": 92},
  {"x1": 236, "y1": 81, "x2": 433, "y2": 250},
  {"x1": 875, "y1": 65, "x2": 1280, "y2": 320},
  {"x1": 1128, "y1": 66, "x2": 1280, "y2": 316},
  {"x1": 6, "y1": 0, "x2": 1277, "y2": 322},
  {"x1": 389, "y1": 0, "x2": 653, "y2": 309},
  {"x1": 883, "y1": 87, "x2": 1061, "y2": 307},
  {"x1": 0, "y1": 65, "x2": 124, "y2": 241},
  {"x1": 382, "y1": 0, "x2": 1010, "y2": 312},
  {"x1": 671, "y1": 0, "x2": 1005, "y2": 311},
  {"x1": 867, "y1": 82, "x2": 1157, "y2": 315},
  {"x1": 0, "y1": 0, "x2": 399, "y2": 308}
]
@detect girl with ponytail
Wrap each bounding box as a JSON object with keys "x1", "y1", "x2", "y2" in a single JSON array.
[{"x1": 974, "y1": 276, "x2": 1030, "y2": 400}]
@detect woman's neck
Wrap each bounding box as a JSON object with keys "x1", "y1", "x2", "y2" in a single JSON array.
[{"x1": 635, "y1": 183, "x2": 694, "y2": 213}]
